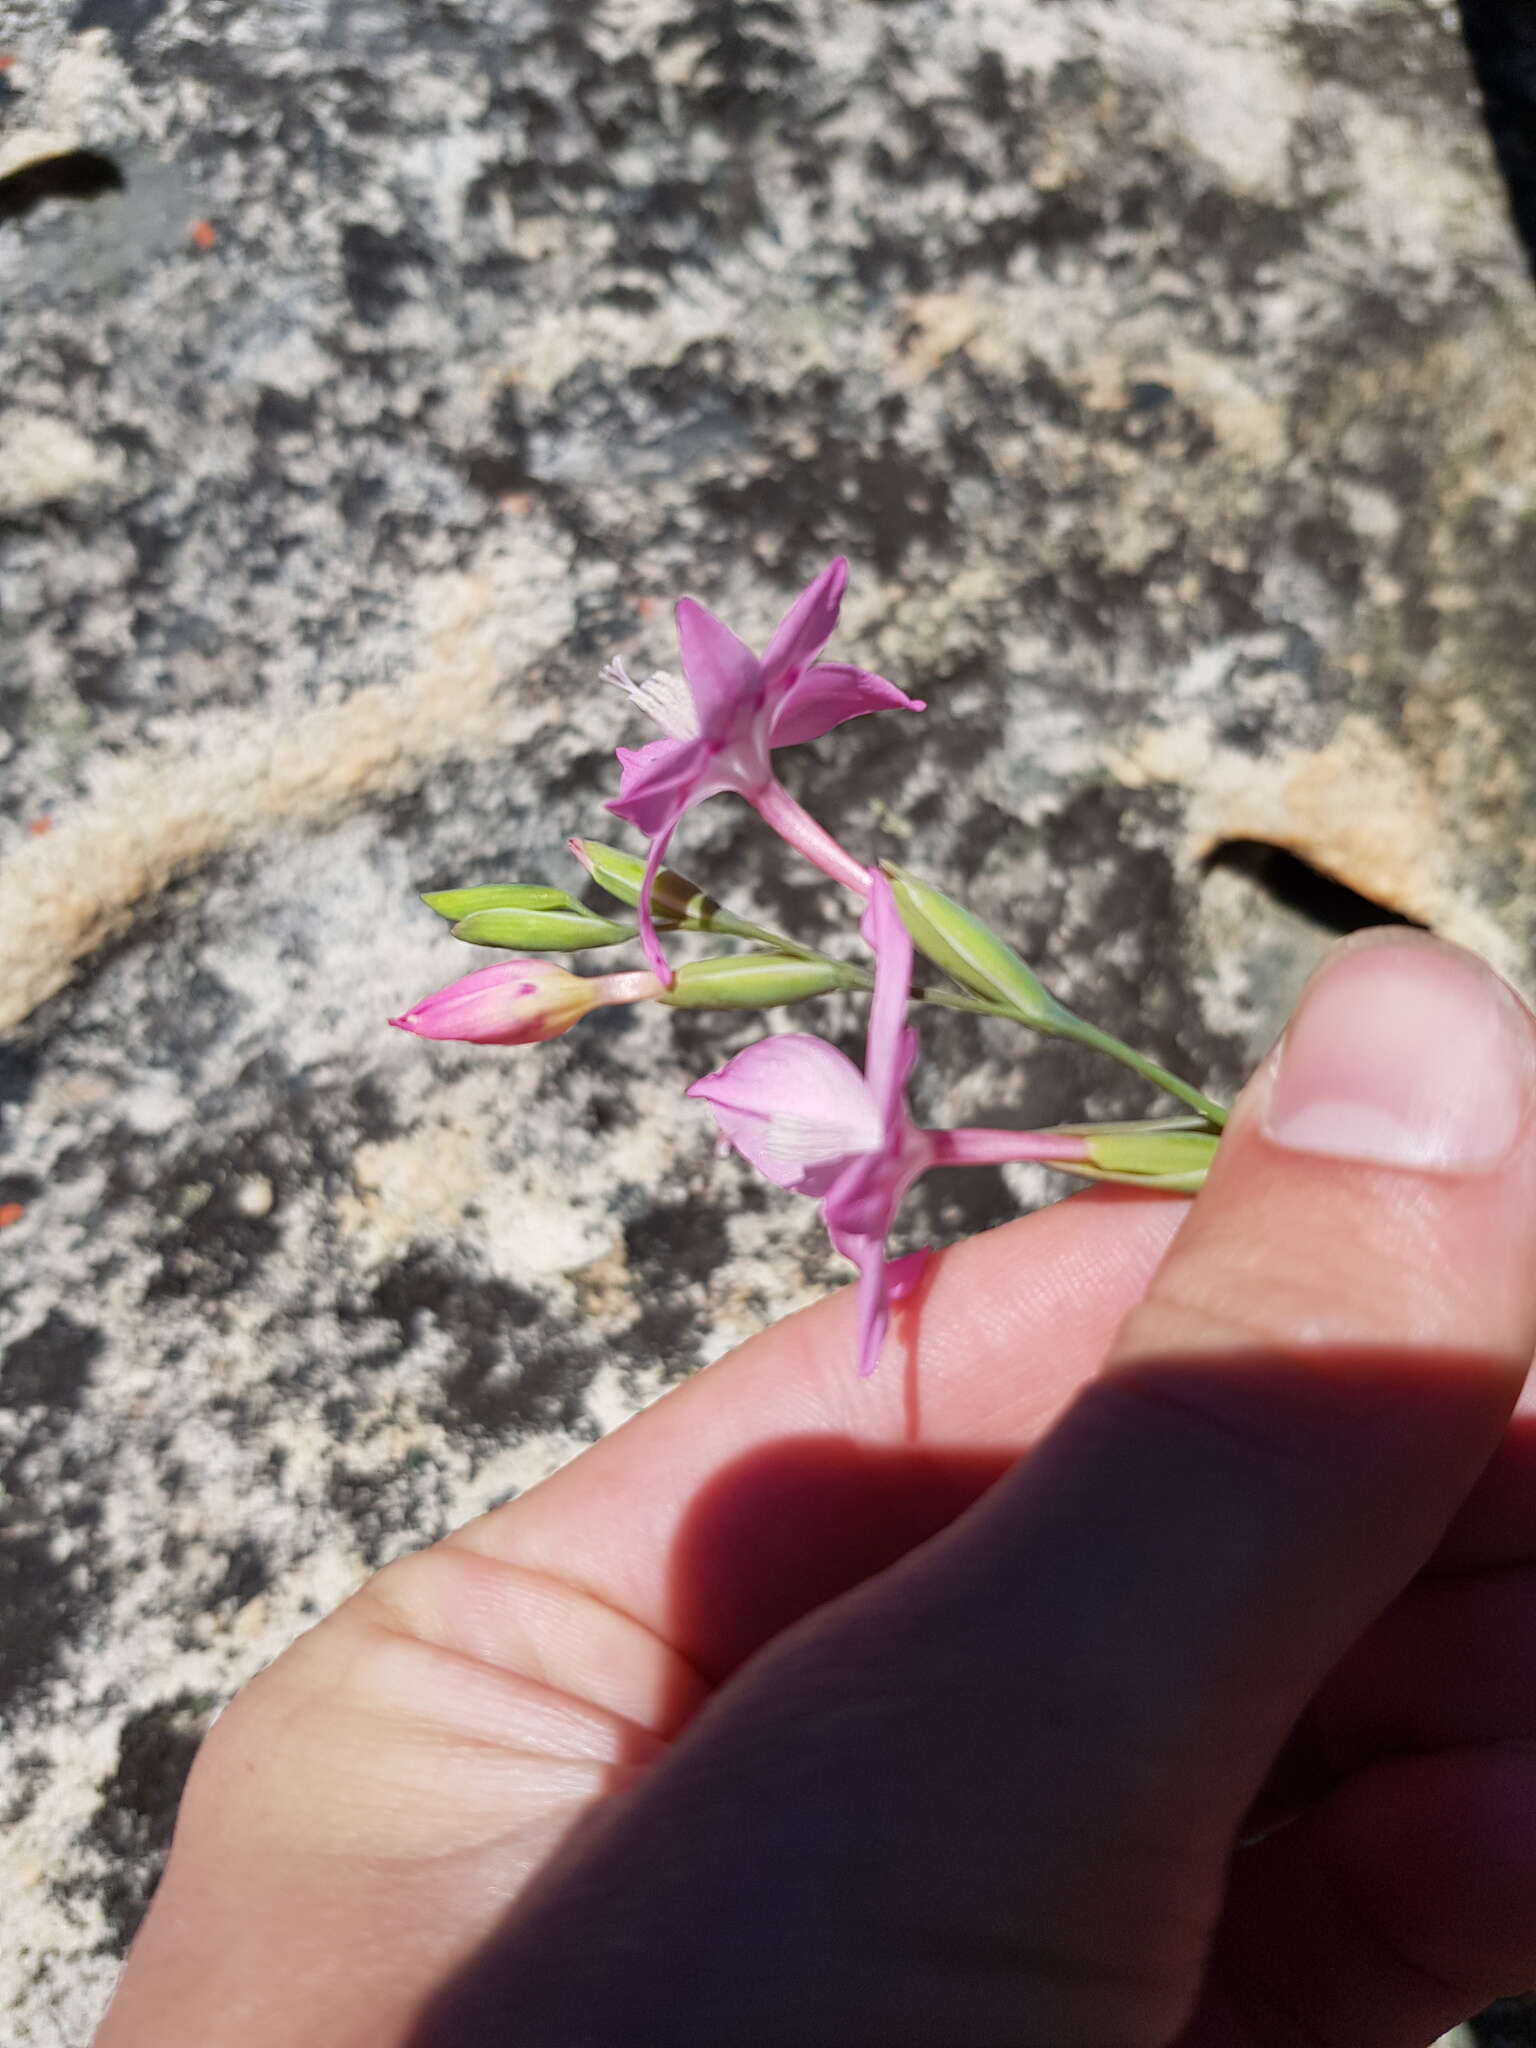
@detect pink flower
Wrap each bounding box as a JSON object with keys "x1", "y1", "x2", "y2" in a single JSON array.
[
  {"x1": 605, "y1": 558, "x2": 925, "y2": 986},
  {"x1": 687, "y1": 876, "x2": 1090, "y2": 1375},
  {"x1": 389, "y1": 959, "x2": 661, "y2": 1046}
]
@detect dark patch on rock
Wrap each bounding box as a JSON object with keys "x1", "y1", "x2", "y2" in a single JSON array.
[
  {"x1": 1461, "y1": 0, "x2": 1536, "y2": 277},
  {"x1": 609, "y1": 1190, "x2": 734, "y2": 1374},
  {"x1": 370, "y1": 1248, "x2": 594, "y2": 1436},
  {"x1": 1204, "y1": 840, "x2": 1425, "y2": 938},
  {"x1": 340, "y1": 221, "x2": 435, "y2": 326},
  {"x1": 0, "y1": 151, "x2": 124, "y2": 228},
  {"x1": 143, "y1": 1171, "x2": 281, "y2": 1305},
  {"x1": 205, "y1": 1536, "x2": 271, "y2": 1611},
  {"x1": 658, "y1": 0, "x2": 812, "y2": 138},
  {"x1": 908, "y1": 1162, "x2": 1017, "y2": 1243},
  {"x1": 1288, "y1": 508, "x2": 1365, "y2": 603},
  {"x1": 443, "y1": 1320, "x2": 601, "y2": 1438},
  {"x1": 0, "y1": 1514, "x2": 98, "y2": 1723},
  {"x1": 616, "y1": 1293, "x2": 707, "y2": 1374},
  {"x1": 84, "y1": 1695, "x2": 211, "y2": 1950},
  {"x1": 373, "y1": 1247, "x2": 544, "y2": 1355},
  {"x1": 622, "y1": 1190, "x2": 731, "y2": 1292},
  {"x1": 694, "y1": 379, "x2": 955, "y2": 577},
  {"x1": 70, "y1": 0, "x2": 168, "y2": 38},
  {"x1": 461, "y1": 385, "x2": 533, "y2": 498},
  {"x1": 328, "y1": 1461, "x2": 410, "y2": 1566},
  {"x1": 1178, "y1": 182, "x2": 1309, "y2": 290},
  {"x1": 1, "y1": 1311, "x2": 101, "y2": 1415},
  {"x1": 252, "y1": 386, "x2": 315, "y2": 441},
  {"x1": 2, "y1": 1747, "x2": 49, "y2": 1827}
]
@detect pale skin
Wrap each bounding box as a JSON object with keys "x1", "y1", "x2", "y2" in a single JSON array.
[{"x1": 98, "y1": 931, "x2": 1536, "y2": 2047}]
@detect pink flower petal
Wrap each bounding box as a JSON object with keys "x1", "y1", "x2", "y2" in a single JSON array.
[
  {"x1": 687, "y1": 1035, "x2": 881, "y2": 1195},
  {"x1": 759, "y1": 557, "x2": 848, "y2": 691},
  {"x1": 885, "y1": 1247, "x2": 931, "y2": 1304},
  {"x1": 675, "y1": 596, "x2": 761, "y2": 734},
  {"x1": 850, "y1": 1238, "x2": 891, "y2": 1378},
  {"x1": 858, "y1": 873, "x2": 917, "y2": 1133},
  {"x1": 822, "y1": 1128, "x2": 930, "y2": 1249},
  {"x1": 634, "y1": 812, "x2": 684, "y2": 985},
  {"x1": 768, "y1": 662, "x2": 927, "y2": 750},
  {"x1": 607, "y1": 734, "x2": 706, "y2": 837},
  {"x1": 847, "y1": 1243, "x2": 930, "y2": 1377}
]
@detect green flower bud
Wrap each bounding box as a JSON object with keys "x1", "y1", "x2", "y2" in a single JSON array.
[
  {"x1": 421, "y1": 884, "x2": 572, "y2": 922},
  {"x1": 881, "y1": 863, "x2": 1070, "y2": 1032},
  {"x1": 569, "y1": 839, "x2": 726, "y2": 928},
  {"x1": 1069, "y1": 1126, "x2": 1220, "y2": 1192},
  {"x1": 452, "y1": 905, "x2": 635, "y2": 952},
  {"x1": 570, "y1": 839, "x2": 788, "y2": 948},
  {"x1": 657, "y1": 953, "x2": 861, "y2": 1010}
]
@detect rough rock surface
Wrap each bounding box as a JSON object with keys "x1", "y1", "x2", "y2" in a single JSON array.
[{"x1": 2, "y1": 0, "x2": 1534, "y2": 2039}]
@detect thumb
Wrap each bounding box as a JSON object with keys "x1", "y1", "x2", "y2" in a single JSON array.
[
  {"x1": 417, "y1": 933, "x2": 1536, "y2": 2048},
  {"x1": 1049, "y1": 927, "x2": 1536, "y2": 1823},
  {"x1": 884, "y1": 926, "x2": 1536, "y2": 2039}
]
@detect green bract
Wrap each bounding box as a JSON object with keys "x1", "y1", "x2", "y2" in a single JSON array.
[
  {"x1": 1079, "y1": 1127, "x2": 1219, "y2": 1183},
  {"x1": 881, "y1": 863, "x2": 1069, "y2": 1031},
  {"x1": 658, "y1": 953, "x2": 861, "y2": 1010},
  {"x1": 451, "y1": 906, "x2": 634, "y2": 951},
  {"x1": 572, "y1": 840, "x2": 720, "y2": 927},
  {"x1": 574, "y1": 839, "x2": 795, "y2": 949},
  {"x1": 421, "y1": 884, "x2": 572, "y2": 921}
]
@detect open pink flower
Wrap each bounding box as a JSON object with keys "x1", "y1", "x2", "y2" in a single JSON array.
[
  {"x1": 605, "y1": 558, "x2": 925, "y2": 986},
  {"x1": 688, "y1": 875, "x2": 1090, "y2": 1375}
]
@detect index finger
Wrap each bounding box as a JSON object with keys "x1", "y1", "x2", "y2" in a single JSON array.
[{"x1": 454, "y1": 1186, "x2": 1184, "y2": 1680}]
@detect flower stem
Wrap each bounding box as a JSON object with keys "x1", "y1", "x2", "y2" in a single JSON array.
[
  {"x1": 738, "y1": 928, "x2": 1228, "y2": 1130},
  {"x1": 927, "y1": 1127, "x2": 1092, "y2": 1167},
  {"x1": 750, "y1": 778, "x2": 871, "y2": 896},
  {"x1": 1047, "y1": 1016, "x2": 1228, "y2": 1129}
]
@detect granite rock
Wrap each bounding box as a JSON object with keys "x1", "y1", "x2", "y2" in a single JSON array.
[{"x1": 3, "y1": 0, "x2": 1536, "y2": 2037}]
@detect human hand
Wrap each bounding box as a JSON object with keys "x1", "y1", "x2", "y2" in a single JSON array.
[{"x1": 96, "y1": 932, "x2": 1536, "y2": 2047}]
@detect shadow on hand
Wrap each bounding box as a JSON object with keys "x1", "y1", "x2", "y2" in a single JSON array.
[{"x1": 408, "y1": 1354, "x2": 1536, "y2": 2047}]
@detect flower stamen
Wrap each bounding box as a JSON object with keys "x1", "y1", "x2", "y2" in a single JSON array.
[{"x1": 601, "y1": 659, "x2": 700, "y2": 741}]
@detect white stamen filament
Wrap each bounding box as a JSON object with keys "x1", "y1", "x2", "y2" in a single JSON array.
[{"x1": 601, "y1": 658, "x2": 700, "y2": 741}]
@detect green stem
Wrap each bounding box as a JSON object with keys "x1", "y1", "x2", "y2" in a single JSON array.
[
  {"x1": 1050, "y1": 1016, "x2": 1228, "y2": 1129},
  {"x1": 731, "y1": 940, "x2": 1227, "y2": 1129},
  {"x1": 831, "y1": 962, "x2": 1015, "y2": 1019}
]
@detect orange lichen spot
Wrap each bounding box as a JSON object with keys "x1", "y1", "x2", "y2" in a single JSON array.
[
  {"x1": 636, "y1": 594, "x2": 659, "y2": 620},
  {"x1": 190, "y1": 218, "x2": 217, "y2": 250},
  {"x1": 0, "y1": 1204, "x2": 25, "y2": 1230},
  {"x1": 0, "y1": 54, "x2": 15, "y2": 72},
  {"x1": 26, "y1": 816, "x2": 53, "y2": 837}
]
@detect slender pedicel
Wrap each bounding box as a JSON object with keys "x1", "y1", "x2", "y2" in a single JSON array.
[{"x1": 750, "y1": 776, "x2": 871, "y2": 896}]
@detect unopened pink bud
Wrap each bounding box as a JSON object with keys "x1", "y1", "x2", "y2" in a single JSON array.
[{"x1": 390, "y1": 960, "x2": 606, "y2": 1046}]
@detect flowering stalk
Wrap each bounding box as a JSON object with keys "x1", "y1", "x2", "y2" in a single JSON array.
[{"x1": 394, "y1": 558, "x2": 1233, "y2": 1373}]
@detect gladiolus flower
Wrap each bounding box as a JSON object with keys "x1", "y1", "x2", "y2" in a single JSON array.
[
  {"x1": 389, "y1": 959, "x2": 662, "y2": 1046},
  {"x1": 688, "y1": 875, "x2": 1092, "y2": 1376},
  {"x1": 605, "y1": 558, "x2": 924, "y2": 986}
]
